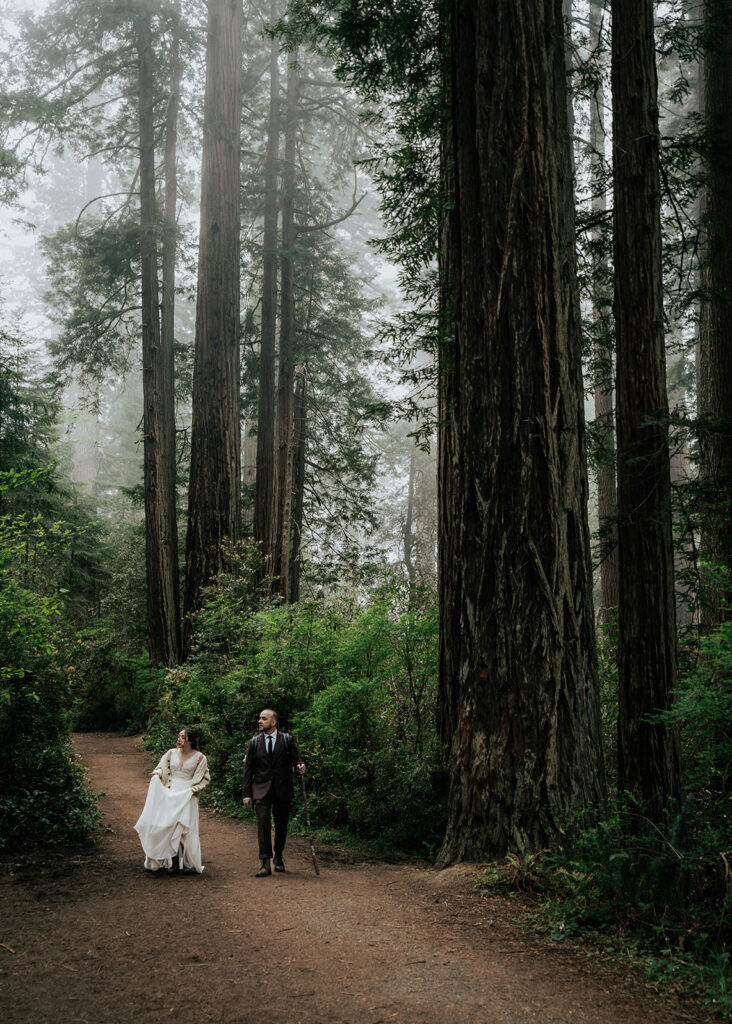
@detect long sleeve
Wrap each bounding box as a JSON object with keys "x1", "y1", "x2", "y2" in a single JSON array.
[
  {"x1": 152, "y1": 749, "x2": 173, "y2": 784},
  {"x1": 191, "y1": 754, "x2": 210, "y2": 794},
  {"x1": 289, "y1": 736, "x2": 302, "y2": 769},
  {"x1": 242, "y1": 740, "x2": 254, "y2": 799}
]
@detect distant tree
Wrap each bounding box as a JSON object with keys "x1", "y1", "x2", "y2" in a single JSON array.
[
  {"x1": 437, "y1": 0, "x2": 605, "y2": 862},
  {"x1": 183, "y1": 0, "x2": 243, "y2": 649},
  {"x1": 136, "y1": 5, "x2": 181, "y2": 666},
  {"x1": 589, "y1": 0, "x2": 619, "y2": 622},
  {"x1": 271, "y1": 54, "x2": 299, "y2": 597},
  {"x1": 612, "y1": 0, "x2": 681, "y2": 815},
  {"x1": 698, "y1": 0, "x2": 732, "y2": 627},
  {"x1": 6, "y1": 0, "x2": 197, "y2": 665},
  {"x1": 253, "y1": 0, "x2": 281, "y2": 573}
]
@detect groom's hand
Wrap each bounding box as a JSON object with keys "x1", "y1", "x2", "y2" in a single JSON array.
[{"x1": 243, "y1": 797, "x2": 252, "y2": 808}]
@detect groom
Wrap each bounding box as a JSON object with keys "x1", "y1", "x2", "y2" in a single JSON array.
[{"x1": 242, "y1": 708, "x2": 306, "y2": 876}]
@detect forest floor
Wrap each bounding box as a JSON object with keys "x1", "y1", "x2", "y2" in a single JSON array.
[{"x1": 0, "y1": 733, "x2": 714, "y2": 1024}]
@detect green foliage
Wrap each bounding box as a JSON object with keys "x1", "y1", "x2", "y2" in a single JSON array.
[
  {"x1": 665, "y1": 621, "x2": 732, "y2": 826},
  {"x1": 145, "y1": 560, "x2": 445, "y2": 857},
  {"x1": 0, "y1": 353, "x2": 101, "y2": 849},
  {"x1": 0, "y1": 493, "x2": 100, "y2": 849},
  {"x1": 482, "y1": 619, "x2": 732, "y2": 1013}
]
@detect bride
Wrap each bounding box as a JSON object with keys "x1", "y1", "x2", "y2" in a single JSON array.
[{"x1": 134, "y1": 727, "x2": 210, "y2": 873}]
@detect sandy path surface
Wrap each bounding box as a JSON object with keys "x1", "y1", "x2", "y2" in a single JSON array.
[{"x1": 0, "y1": 733, "x2": 710, "y2": 1024}]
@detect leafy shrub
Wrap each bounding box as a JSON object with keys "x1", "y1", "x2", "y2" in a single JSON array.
[
  {"x1": 145, "y1": 568, "x2": 445, "y2": 856},
  {"x1": 0, "y1": 481, "x2": 100, "y2": 848}
]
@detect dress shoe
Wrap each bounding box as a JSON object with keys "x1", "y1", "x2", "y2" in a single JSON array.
[
  {"x1": 273, "y1": 855, "x2": 285, "y2": 873},
  {"x1": 255, "y1": 859, "x2": 272, "y2": 877},
  {"x1": 166, "y1": 854, "x2": 179, "y2": 874}
]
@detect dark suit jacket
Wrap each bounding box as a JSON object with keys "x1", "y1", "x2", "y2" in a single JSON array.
[{"x1": 242, "y1": 732, "x2": 302, "y2": 802}]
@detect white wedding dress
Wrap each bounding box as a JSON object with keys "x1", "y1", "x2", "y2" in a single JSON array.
[{"x1": 134, "y1": 750, "x2": 204, "y2": 873}]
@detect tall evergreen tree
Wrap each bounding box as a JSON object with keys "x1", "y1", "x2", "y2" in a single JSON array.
[
  {"x1": 589, "y1": 0, "x2": 619, "y2": 622},
  {"x1": 612, "y1": 0, "x2": 681, "y2": 815},
  {"x1": 437, "y1": 0, "x2": 605, "y2": 862},
  {"x1": 183, "y1": 0, "x2": 243, "y2": 649},
  {"x1": 698, "y1": 0, "x2": 732, "y2": 627},
  {"x1": 136, "y1": 5, "x2": 181, "y2": 666},
  {"x1": 253, "y1": 2, "x2": 281, "y2": 573}
]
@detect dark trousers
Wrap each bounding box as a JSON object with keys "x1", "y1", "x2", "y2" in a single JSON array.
[{"x1": 254, "y1": 791, "x2": 291, "y2": 859}]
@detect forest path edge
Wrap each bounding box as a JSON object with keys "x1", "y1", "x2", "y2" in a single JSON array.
[{"x1": 0, "y1": 732, "x2": 711, "y2": 1024}]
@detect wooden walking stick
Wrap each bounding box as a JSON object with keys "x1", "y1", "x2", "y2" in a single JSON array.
[{"x1": 300, "y1": 773, "x2": 320, "y2": 875}]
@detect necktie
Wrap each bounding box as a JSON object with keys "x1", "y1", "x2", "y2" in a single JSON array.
[{"x1": 267, "y1": 735, "x2": 273, "y2": 757}]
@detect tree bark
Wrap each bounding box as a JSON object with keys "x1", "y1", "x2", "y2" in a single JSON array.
[
  {"x1": 590, "y1": 0, "x2": 619, "y2": 622},
  {"x1": 612, "y1": 0, "x2": 681, "y2": 815},
  {"x1": 404, "y1": 443, "x2": 416, "y2": 589},
  {"x1": 254, "y1": 6, "x2": 280, "y2": 570},
  {"x1": 437, "y1": 0, "x2": 605, "y2": 864},
  {"x1": 183, "y1": 0, "x2": 242, "y2": 649},
  {"x1": 137, "y1": 10, "x2": 181, "y2": 667},
  {"x1": 437, "y1": 0, "x2": 461, "y2": 768},
  {"x1": 271, "y1": 55, "x2": 298, "y2": 598},
  {"x1": 698, "y1": 0, "x2": 732, "y2": 628},
  {"x1": 288, "y1": 364, "x2": 308, "y2": 602}
]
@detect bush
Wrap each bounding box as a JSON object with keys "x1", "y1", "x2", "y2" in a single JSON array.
[
  {"x1": 145, "y1": 569, "x2": 445, "y2": 857},
  {"x1": 0, "y1": 507, "x2": 100, "y2": 848}
]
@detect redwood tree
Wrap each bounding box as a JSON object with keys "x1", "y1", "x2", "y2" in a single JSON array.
[
  {"x1": 437, "y1": 0, "x2": 605, "y2": 863},
  {"x1": 270, "y1": 56, "x2": 298, "y2": 598},
  {"x1": 184, "y1": 0, "x2": 243, "y2": 648},
  {"x1": 612, "y1": 0, "x2": 681, "y2": 814},
  {"x1": 253, "y1": 4, "x2": 281, "y2": 570},
  {"x1": 589, "y1": 0, "x2": 619, "y2": 622},
  {"x1": 698, "y1": 0, "x2": 732, "y2": 627},
  {"x1": 136, "y1": 7, "x2": 181, "y2": 666}
]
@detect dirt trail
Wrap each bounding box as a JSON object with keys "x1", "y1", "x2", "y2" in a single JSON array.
[{"x1": 0, "y1": 733, "x2": 710, "y2": 1024}]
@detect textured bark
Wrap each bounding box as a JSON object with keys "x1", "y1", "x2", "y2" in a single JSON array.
[
  {"x1": 137, "y1": 11, "x2": 181, "y2": 667},
  {"x1": 271, "y1": 57, "x2": 298, "y2": 598},
  {"x1": 590, "y1": 0, "x2": 619, "y2": 621},
  {"x1": 404, "y1": 444, "x2": 416, "y2": 589},
  {"x1": 253, "y1": 9, "x2": 280, "y2": 568},
  {"x1": 437, "y1": 0, "x2": 461, "y2": 759},
  {"x1": 612, "y1": 0, "x2": 681, "y2": 814},
  {"x1": 698, "y1": 0, "x2": 732, "y2": 627},
  {"x1": 437, "y1": 0, "x2": 605, "y2": 864},
  {"x1": 184, "y1": 0, "x2": 242, "y2": 649},
  {"x1": 288, "y1": 365, "x2": 308, "y2": 603}
]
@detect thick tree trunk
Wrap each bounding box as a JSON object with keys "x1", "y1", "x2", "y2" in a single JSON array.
[
  {"x1": 699, "y1": 0, "x2": 732, "y2": 628},
  {"x1": 590, "y1": 0, "x2": 619, "y2": 622},
  {"x1": 137, "y1": 11, "x2": 181, "y2": 667},
  {"x1": 437, "y1": 0, "x2": 461, "y2": 761},
  {"x1": 271, "y1": 56, "x2": 298, "y2": 599},
  {"x1": 254, "y1": 9, "x2": 280, "y2": 570},
  {"x1": 437, "y1": 0, "x2": 605, "y2": 865},
  {"x1": 612, "y1": 0, "x2": 681, "y2": 815},
  {"x1": 404, "y1": 444, "x2": 416, "y2": 589},
  {"x1": 288, "y1": 365, "x2": 307, "y2": 602},
  {"x1": 183, "y1": 0, "x2": 242, "y2": 649}
]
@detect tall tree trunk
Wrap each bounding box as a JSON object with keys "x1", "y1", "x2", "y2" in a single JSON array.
[
  {"x1": 254, "y1": 7, "x2": 280, "y2": 570},
  {"x1": 437, "y1": 0, "x2": 605, "y2": 864},
  {"x1": 437, "y1": 0, "x2": 461, "y2": 769},
  {"x1": 404, "y1": 443, "x2": 416, "y2": 589},
  {"x1": 137, "y1": 10, "x2": 181, "y2": 667},
  {"x1": 612, "y1": 0, "x2": 681, "y2": 815},
  {"x1": 288, "y1": 364, "x2": 307, "y2": 602},
  {"x1": 590, "y1": 0, "x2": 619, "y2": 621},
  {"x1": 271, "y1": 55, "x2": 298, "y2": 598},
  {"x1": 698, "y1": 0, "x2": 732, "y2": 628},
  {"x1": 183, "y1": 0, "x2": 242, "y2": 649}
]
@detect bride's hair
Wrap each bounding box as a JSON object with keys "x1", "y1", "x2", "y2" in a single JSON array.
[{"x1": 181, "y1": 727, "x2": 199, "y2": 750}]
